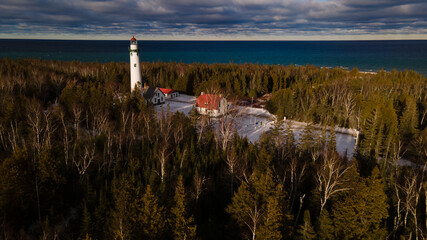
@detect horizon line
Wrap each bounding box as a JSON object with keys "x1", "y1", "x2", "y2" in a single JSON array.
[
  {"x1": 2, "y1": 38, "x2": 427, "y2": 41},
  {"x1": 2, "y1": 33, "x2": 427, "y2": 41}
]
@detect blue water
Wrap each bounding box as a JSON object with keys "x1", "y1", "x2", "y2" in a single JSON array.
[{"x1": 1, "y1": 39, "x2": 427, "y2": 76}]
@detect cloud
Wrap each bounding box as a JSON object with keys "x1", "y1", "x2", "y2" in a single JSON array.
[{"x1": 0, "y1": 0, "x2": 426, "y2": 39}]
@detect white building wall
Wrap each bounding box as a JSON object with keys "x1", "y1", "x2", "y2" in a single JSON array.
[
  {"x1": 171, "y1": 92, "x2": 179, "y2": 98},
  {"x1": 130, "y1": 42, "x2": 142, "y2": 92},
  {"x1": 196, "y1": 97, "x2": 228, "y2": 117},
  {"x1": 152, "y1": 90, "x2": 165, "y2": 104}
]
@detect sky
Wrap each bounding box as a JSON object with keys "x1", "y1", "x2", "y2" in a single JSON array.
[{"x1": 1, "y1": 0, "x2": 427, "y2": 40}]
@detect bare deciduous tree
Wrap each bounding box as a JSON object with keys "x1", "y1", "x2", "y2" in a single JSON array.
[
  {"x1": 59, "y1": 109, "x2": 70, "y2": 167},
  {"x1": 74, "y1": 142, "x2": 96, "y2": 176},
  {"x1": 216, "y1": 107, "x2": 238, "y2": 152},
  {"x1": 193, "y1": 171, "x2": 208, "y2": 202},
  {"x1": 173, "y1": 120, "x2": 184, "y2": 145},
  {"x1": 316, "y1": 153, "x2": 350, "y2": 212},
  {"x1": 289, "y1": 157, "x2": 307, "y2": 211},
  {"x1": 27, "y1": 103, "x2": 43, "y2": 154},
  {"x1": 197, "y1": 115, "x2": 210, "y2": 142},
  {"x1": 225, "y1": 145, "x2": 240, "y2": 192},
  {"x1": 343, "y1": 90, "x2": 355, "y2": 125},
  {"x1": 398, "y1": 170, "x2": 424, "y2": 240},
  {"x1": 72, "y1": 106, "x2": 83, "y2": 142},
  {"x1": 155, "y1": 108, "x2": 173, "y2": 182},
  {"x1": 89, "y1": 106, "x2": 109, "y2": 138},
  {"x1": 43, "y1": 108, "x2": 56, "y2": 149},
  {"x1": 6, "y1": 120, "x2": 20, "y2": 152}
]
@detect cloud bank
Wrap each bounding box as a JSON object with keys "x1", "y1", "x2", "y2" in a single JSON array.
[{"x1": 1, "y1": 0, "x2": 426, "y2": 39}]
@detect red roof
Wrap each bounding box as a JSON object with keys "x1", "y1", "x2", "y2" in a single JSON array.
[
  {"x1": 159, "y1": 88, "x2": 175, "y2": 95},
  {"x1": 131, "y1": 36, "x2": 136, "y2": 41},
  {"x1": 196, "y1": 94, "x2": 223, "y2": 110}
]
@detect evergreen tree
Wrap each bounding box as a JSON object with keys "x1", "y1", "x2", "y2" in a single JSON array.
[
  {"x1": 257, "y1": 188, "x2": 283, "y2": 240},
  {"x1": 139, "y1": 185, "x2": 166, "y2": 239},
  {"x1": 269, "y1": 118, "x2": 284, "y2": 145},
  {"x1": 327, "y1": 129, "x2": 337, "y2": 153},
  {"x1": 316, "y1": 210, "x2": 334, "y2": 240},
  {"x1": 81, "y1": 203, "x2": 92, "y2": 238},
  {"x1": 0, "y1": 147, "x2": 35, "y2": 227},
  {"x1": 110, "y1": 176, "x2": 141, "y2": 240},
  {"x1": 189, "y1": 106, "x2": 199, "y2": 126},
  {"x1": 300, "y1": 124, "x2": 316, "y2": 152},
  {"x1": 332, "y1": 167, "x2": 388, "y2": 239},
  {"x1": 297, "y1": 210, "x2": 316, "y2": 240},
  {"x1": 399, "y1": 95, "x2": 418, "y2": 140},
  {"x1": 170, "y1": 175, "x2": 196, "y2": 240},
  {"x1": 227, "y1": 169, "x2": 282, "y2": 240}
]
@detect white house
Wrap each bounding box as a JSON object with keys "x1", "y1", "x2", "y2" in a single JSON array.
[
  {"x1": 142, "y1": 85, "x2": 165, "y2": 105},
  {"x1": 196, "y1": 92, "x2": 228, "y2": 117}
]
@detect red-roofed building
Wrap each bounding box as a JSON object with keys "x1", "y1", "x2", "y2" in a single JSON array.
[
  {"x1": 196, "y1": 92, "x2": 228, "y2": 117},
  {"x1": 159, "y1": 88, "x2": 179, "y2": 98}
]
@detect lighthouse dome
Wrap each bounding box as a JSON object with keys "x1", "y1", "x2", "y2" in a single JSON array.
[{"x1": 131, "y1": 36, "x2": 136, "y2": 41}]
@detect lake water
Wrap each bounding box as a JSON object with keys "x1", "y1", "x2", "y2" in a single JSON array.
[{"x1": 1, "y1": 39, "x2": 427, "y2": 76}]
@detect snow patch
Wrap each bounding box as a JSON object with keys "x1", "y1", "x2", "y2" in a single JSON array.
[{"x1": 155, "y1": 94, "x2": 357, "y2": 158}]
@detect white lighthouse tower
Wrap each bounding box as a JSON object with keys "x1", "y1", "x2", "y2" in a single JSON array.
[{"x1": 129, "y1": 36, "x2": 142, "y2": 92}]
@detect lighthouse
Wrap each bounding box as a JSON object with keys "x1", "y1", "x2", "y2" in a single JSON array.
[{"x1": 129, "y1": 36, "x2": 142, "y2": 92}]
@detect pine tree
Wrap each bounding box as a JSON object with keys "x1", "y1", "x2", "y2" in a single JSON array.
[
  {"x1": 227, "y1": 169, "x2": 283, "y2": 240},
  {"x1": 297, "y1": 210, "x2": 316, "y2": 240},
  {"x1": 257, "y1": 188, "x2": 283, "y2": 240},
  {"x1": 139, "y1": 185, "x2": 166, "y2": 239},
  {"x1": 327, "y1": 129, "x2": 337, "y2": 153},
  {"x1": 170, "y1": 175, "x2": 196, "y2": 240},
  {"x1": 269, "y1": 118, "x2": 284, "y2": 144},
  {"x1": 399, "y1": 95, "x2": 418, "y2": 140},
  {"x1": 332, "y1": 167, "x2": 389, "y2": 239},
  {"x1": 316, "y1": 209, "x2": 334, "y2": 240},
  {"x1": 0, "y1": 147, "x2": 35, "y2": 225},
  {"x1": 110, "y1": 176, "x2": 141, "y2": 240},
  {"x1": 83, "y1": 233, "x2": 93, "y2": 240},
  {"x1": 189, "y1": 107, "x2": 199, "y2": 126},
  {"x1": 81, "y1": 203, "x2": 92, "y2": 238},
  {"x1": 300, "y1": 124, "x2": 316, "y2": 152},
  {"x1": 360, "y1": 97, "x2": 398, "y2": 160}
]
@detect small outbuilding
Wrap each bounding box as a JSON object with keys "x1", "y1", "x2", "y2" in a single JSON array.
[
  {"x1": 196, "y1": 92, "x2": 228, "y2": 117},
  {"x1": 159, "y1": 88, "x2": 179, "y2": 98}
]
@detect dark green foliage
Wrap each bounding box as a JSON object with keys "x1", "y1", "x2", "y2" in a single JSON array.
[
  {"x1": 316, "y1": 210, "x2": 334, "y2": 240},
  {"x1": 170, "y1": 175, "x2": 196, "y2": 240},
  {"x1": 297, "y1": 210, "x2": 316, "y2": 240},
  {"x1": 332, "y1": 167, "x2": 388, "y2": 240},
  {"x1": 0, "y1": 147, "x2": 36, "y2": 227},
  {"x1": 140, "y1": 185, "x2": 166, "y2": 239},
  {"x1": 0, "y1": 58, "x2": 426, "y2": 239}
]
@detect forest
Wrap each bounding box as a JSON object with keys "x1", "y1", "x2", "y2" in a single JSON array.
[{"x1": 0, "y1": 57, "x2": 426, "y2": 239}]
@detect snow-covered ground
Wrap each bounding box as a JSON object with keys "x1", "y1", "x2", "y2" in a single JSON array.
[
  {"x1": 156, "y1": 94, "x2": 357, "y2": 158},
  {"x1": 156, "y1": 94, "x2": 196, "y2": 115}
]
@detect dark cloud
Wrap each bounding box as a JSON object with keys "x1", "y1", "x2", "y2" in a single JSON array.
[{"x1": 0, "y1": 0, "x2": 426, "y2": 38}]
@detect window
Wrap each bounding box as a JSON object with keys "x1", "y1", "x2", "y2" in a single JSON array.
[
  {"x1": 134, "y1": 64, "x2": 136, "y2": 67},
  {"x1": 131, "y1": 53, "x2": 133, "y2": 56}
]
